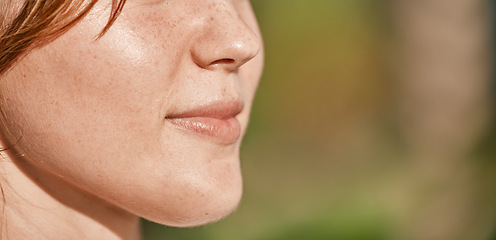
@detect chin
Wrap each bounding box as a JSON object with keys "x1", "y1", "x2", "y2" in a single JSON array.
[
  {"x1": 166, "y1": 192, "x2": 242, "y2": 227},
  {"x1": 135, "y1": 165, "x2": 244, "y2": 228},
  {"x1": 145, "y1": 185, "x2": 243, "y2": 227}
]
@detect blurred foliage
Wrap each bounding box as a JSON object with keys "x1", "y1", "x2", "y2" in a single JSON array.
[
  {"x1": 143, "y1": 0, "x2": 496, "y2": 239},
  {"x1": 251, "y1": 0, "x2": 392, "y2": 140}
]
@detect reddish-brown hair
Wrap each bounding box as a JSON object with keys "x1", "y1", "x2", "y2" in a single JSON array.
[{"x1": 0, "y1": 0, "x2": 126, "y2": 75}]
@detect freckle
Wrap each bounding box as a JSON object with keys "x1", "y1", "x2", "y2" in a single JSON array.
[
  {"x1": 205, "y1": 212, "x2": 208, "y2": 215},
  {"x1": 201, "y1": 194, "x2": 204, "y2": 197}
]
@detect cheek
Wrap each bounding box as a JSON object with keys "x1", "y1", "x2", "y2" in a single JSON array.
[
  {"x1": 0, "y1": 0, "x2": 262, "y2": 227},
  {"x1": 0, "y1": 50, "x2": 155, "y2": 176},
  {"x1": 0, "y1": 8, "x2": 171, "y2": 182},
  {"x1": 0, "y1": 50, "x2": 242, "y2": 226},
  {"x1": 0, "y1": 16, "x2": 244, "y2": 226}
]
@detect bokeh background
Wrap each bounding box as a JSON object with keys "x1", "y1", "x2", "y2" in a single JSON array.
[{"x1": 144, "y1": 1, "x2": 496, "y2": 239}]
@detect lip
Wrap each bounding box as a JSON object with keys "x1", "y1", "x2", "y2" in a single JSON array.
[{"x1": 165, "y1": 101, "x2": 243, "y2": 145}]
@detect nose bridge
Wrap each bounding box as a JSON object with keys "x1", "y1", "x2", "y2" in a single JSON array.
[{"x1": 190, "y1": 0, "x2": 261, "y2": 71}]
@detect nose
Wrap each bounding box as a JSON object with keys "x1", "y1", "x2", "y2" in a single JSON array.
[{"x1": 190, "y1": 2, "x2": 261, "y2": 72}]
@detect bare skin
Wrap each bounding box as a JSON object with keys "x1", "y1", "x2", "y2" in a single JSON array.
[{"x1": 0, "y1": 0, "x2": 264, "y2": 239}]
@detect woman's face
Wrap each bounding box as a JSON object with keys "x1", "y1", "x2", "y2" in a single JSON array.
[{"x1": 0, "y1": 0, "x2": 263, "y2": 226}]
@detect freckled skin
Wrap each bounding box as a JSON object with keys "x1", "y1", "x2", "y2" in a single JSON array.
[{"x1": 0, "y1": 0, "x2": 263, "y2": 228}]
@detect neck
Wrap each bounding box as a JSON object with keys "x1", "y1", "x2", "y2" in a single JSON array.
[{"x1": 0, "y1": 150, "x2": 141, "y2": 240}]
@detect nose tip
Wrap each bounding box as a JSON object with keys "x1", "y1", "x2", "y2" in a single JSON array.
[
  {"x1": 190, "y1": 9, "x2": 261, "y2": 72},
  {"x1": 206, "y1": 39, "x2": 260, "y2": 71}
]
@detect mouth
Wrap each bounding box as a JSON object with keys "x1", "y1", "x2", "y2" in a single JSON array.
[{"x1": 165, "y1": 101, "x2": 244, "y2": 145}]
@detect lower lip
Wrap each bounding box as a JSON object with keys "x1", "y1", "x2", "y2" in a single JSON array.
[{"x1": 166, "y1": 117, "x2": 241, "y2": 145}]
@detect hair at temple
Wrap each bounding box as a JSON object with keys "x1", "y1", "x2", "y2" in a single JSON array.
[{"x1": 0, "y1": 0, "x2": 126, "y2": 75}]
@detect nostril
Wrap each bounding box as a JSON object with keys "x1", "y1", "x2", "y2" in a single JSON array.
[{"x1": 210, "y1": 58, "x2": 235, "y2": 65}]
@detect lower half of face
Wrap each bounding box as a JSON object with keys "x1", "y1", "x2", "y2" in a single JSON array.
[{"x1": 0, "y1": 0, "x2": 263, "y2": 227}]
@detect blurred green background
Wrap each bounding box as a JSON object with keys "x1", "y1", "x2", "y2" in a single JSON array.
[{"x1": 143, "y1": 1, "x2": 496, "y2": 239}]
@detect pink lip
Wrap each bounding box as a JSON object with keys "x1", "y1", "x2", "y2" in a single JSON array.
[{"x1": 165, "y1": 101, "x2": 243, "y2": 145}]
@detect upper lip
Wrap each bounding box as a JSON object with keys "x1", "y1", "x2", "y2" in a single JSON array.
[{"x1": 165, "y1": 100, "x2": 244, "y2": 120}]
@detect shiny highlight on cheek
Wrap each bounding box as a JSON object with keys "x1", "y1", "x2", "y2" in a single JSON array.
[
  {"x1": 104, "y1": 27, "x2": 149, "y2": 65},
  {"x1": 0, "y1": 0, "x2": 127, "y2": 76},
  {"x1": 0, "y1": 0, "x2": 263, "y2": 232}
]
